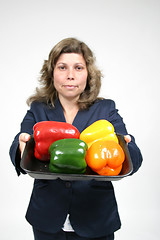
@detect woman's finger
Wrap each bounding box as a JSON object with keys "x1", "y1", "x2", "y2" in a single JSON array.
[
  {"x1": 124, "y1": 135, "x2": 131, "y2": 144},
  {"x1": 19, "y1": 133, "x2": 31, "y2": 158}
]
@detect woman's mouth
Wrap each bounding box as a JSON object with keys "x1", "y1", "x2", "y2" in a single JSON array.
[{"x1": 63, "y1": 85, "x2": 78, "y2": 89}]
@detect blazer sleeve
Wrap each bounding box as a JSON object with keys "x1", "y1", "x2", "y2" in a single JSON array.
[
  {"x1": 9, "y1": 104, "x2": 36, "y2": 176},
  {"x1": 107, "y1": 100, "x2": 143, "y2": 174}
]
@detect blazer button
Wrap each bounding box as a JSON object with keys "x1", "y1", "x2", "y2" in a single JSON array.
[{"x1": 65, "y1": 181, "x2": 71, "y2": 188}]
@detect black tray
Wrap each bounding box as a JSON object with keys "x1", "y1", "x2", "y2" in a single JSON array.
[{"x1": 20, "y1": 134, "x2": 133, "y2": 181}]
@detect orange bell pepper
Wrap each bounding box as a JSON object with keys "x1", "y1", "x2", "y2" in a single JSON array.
[
  {"x1": 80, "y1": 120, "x2": 118, "y2": 149},
  {"x1": 85, "y1": 140, "x2": 125, "y2": 176}
]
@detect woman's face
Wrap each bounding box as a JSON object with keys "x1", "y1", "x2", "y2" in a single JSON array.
[{"x1": 53, "y1": 53, "x2": 88, "y2": 102}]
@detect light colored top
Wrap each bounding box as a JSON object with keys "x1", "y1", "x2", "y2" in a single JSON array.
[{"x1": 62, "y1": 214, "x2": 74, "y2": 232}]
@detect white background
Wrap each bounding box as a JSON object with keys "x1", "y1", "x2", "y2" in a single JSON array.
[{"x1": 0, "y1": 0, "x2": 160, "y2": 239}]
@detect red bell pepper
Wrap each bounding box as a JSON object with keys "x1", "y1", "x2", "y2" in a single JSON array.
[{"x1": 33, "y1": 121, "x2": 80, "y2": 161}]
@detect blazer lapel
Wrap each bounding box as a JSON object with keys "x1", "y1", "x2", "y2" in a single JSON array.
[
  {"x1": 72, "y1": 105, "x2": 99, "y2": 133},
  {"x1": 44, "y1": 98, "x2": 98, "y2": 133},
  {"x1": 44, "y1": 98, "x2": 66, "y2": 122}
]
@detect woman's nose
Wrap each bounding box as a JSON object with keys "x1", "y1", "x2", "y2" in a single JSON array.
[{"x1": 67, "y1": 69, "x2": 74, "y2": 80}]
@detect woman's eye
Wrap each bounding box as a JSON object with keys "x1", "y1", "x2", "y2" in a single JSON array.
[
  {"x1": 75, "y1": 66, "x2": 83, "y2": 71},
  {"x1": 59, "y1": 66, "x2": 66, "y2": 70}
]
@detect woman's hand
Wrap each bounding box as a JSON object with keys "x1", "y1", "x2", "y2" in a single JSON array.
[
  {"x1": 124, "y1": 135, "x2": 131, "y2": 144},
  {"x1": 19, "y1": 133, "x2": 31, "y2": 158}
]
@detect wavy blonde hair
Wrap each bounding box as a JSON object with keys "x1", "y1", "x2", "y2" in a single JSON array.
[{"x1": 27, "y1": 38, "x2": 102, "y2": 109}]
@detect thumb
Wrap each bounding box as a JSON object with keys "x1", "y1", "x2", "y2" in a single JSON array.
[
  {"x1": 124, "y1": 135, "x2": 131, "y2": 144},
  {"x1": 19, "y1": 133, "x2": 31, "y2": 158},
  {"x1": 24, "y1": 134, "x2": 31, "y2": 141},
  {"x1": 19, "y1": 133, "x2": 31, "y2": 143}
]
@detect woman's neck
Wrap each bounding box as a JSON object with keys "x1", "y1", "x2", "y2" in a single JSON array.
[{"x1": 59, "y1": 96, "x2": 79, "y2": 124}]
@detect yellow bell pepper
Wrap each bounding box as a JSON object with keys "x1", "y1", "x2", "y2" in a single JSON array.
[{"x1": 80, "y1": 120, "x2": 118, "y2": 148}]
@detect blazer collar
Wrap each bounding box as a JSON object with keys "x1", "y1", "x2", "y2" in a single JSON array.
[{"x1": 44, "y1": 98, "x2": 96, "y2": 133}]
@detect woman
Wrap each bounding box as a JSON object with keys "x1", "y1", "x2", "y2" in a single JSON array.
[{"x1": 10, "y1": 38, "x2": 142, "y2": 240}]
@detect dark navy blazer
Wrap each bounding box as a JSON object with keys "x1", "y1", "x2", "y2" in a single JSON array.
[{"x1": 9, "y1": 98, "x2": 142, "y2": 238}]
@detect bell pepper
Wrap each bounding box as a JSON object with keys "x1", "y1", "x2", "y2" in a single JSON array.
[
  {"x1": 80, "y1": 119, "x2": 118, "y2": 149},
  {"x1": 33, "y1": 121, "x2": 80, "y2": 161},
  {"x1": 49, "y1": 138, "x2": 88, "y2": 174},
  {"x1": 85, "y1": 140, "x2": 125, "y2": 176}
]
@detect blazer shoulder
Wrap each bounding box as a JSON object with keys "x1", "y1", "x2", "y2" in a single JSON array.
[
  {"x1": 30, "y1": 101, "x2": 48, "y2": 109},
  {"x1": 95, "y1": 98, "x2": 116, "y2": 110},
  {"x1": 29, "y1": 101, "x2": 52, "y2": 115}
]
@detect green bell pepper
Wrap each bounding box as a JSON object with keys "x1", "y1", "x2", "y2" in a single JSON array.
[{"x1": 49, "y1": 138, "x2": 88, "y2": 174}]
